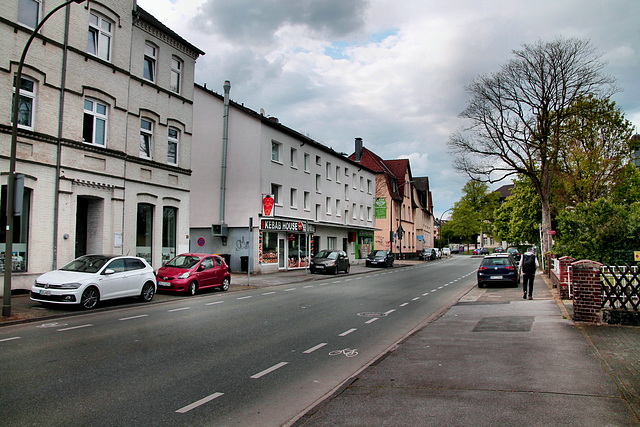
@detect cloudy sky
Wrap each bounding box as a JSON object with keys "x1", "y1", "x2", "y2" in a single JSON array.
[{"x1": 137, "y1": 0, "x2": 640, "y2": 218}]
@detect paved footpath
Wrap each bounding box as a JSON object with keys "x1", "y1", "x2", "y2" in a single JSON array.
[{"x1": 294, "y1": 273, "x2": 640, "y2": 426}]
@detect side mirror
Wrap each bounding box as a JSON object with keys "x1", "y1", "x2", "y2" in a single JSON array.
[{"x1": 103, "y1": 269, "x2": 115, "y2": 275}]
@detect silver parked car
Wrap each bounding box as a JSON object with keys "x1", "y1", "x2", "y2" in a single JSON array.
[{"x1": 31, "y1": 255, "x2": 157, "y2": 309}]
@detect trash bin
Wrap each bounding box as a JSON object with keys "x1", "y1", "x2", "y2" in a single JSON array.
[
  {"x1": 220, "y1": 254, "x2": 231, "y2": 272},
  {"x1": 240, "y1": 256, "x2": 249, "y2": 272}
]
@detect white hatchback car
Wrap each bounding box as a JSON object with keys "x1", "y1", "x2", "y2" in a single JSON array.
[{"x1": 31, "y1": 255, "x2": 157, "y2": 309}]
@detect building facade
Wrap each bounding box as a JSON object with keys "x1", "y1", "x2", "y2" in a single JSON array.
[
  {"x1": 350, "y1": 141, "x2": 434, "y2": 257},
  {"x1": 0, "y1": 1, "x2": 202, "y2": 290},
  {"x1": 191, "y1": 84, "x2": 377, "y2": 273}
]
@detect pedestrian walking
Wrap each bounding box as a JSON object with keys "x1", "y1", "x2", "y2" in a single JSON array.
[{"x1": 519, "y1": 250, "x2": 539, "y2": 300}]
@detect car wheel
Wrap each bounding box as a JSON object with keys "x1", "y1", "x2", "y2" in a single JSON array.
[
  {"x1": 478, "y1": 282, "x2": 484, "y2": 288},
  {"x1": 139, "y1": 282, "x2": 155, "y2": 302},
  {"x1": 187, "y1": 281, "x2": 197, "y2": 296},
  {"x1": 80, "y1": 287, "x2": 99, "y2": 309},
  {"x1": 345, "y1": 264, "x2": 350, "y2": 274},
  {"x1": 220, "y1": 277, "x2": 230, "y2": 292}
]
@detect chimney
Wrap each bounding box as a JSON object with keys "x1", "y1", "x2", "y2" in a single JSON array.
[{"x1": 355, "y1": 137, "x2": 363, "y2": 162}]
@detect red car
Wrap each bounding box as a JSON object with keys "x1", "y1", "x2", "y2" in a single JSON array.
[{"x1": 156, "y1": 253, "x2": 230, "y2": 295}]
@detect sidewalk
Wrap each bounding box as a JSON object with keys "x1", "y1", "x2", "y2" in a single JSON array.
[{"x1": 294, "y1": 273, "x2": 640, "y2": 426}]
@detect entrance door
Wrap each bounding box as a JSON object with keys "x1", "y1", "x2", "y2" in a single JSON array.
[
  {"x1": 76, "y1": 197, "x2": 104, "y2": 259},
  {"x1": 75, "y1": 198, "x2": 88, "y2": 258},
  {"x1": 278, "y1": 237, "x2": 286, "y2": 269}
]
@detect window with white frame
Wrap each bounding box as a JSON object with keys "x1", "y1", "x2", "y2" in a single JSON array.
[
  {"x1": 304, "y1": 153, "x2": 310, "y2": 172},
  {"x1": 143, "y1": 42, "x2": 157, "y2": 82},
  {"x1": 88, "y1": 11, "x2": 112, "y2": 62},
  {"x1": 303, "y1": 191, "x2": 310, "y2": 211},
  {"x1": 290, "y1": 188, "x2": 297, "y2": 208},
  {"x1": 140, "y1": 118, "x2": 153, "y2": 159},
  {"x1": 327, "y1": 237, "x2": 337, "y2": 250},
  {"x1": 326, "y1": 197, "x2": 331, "y2": 215},
  {"x1": 170, "y1": 57, "x2": 182, "y2": 93},
  {"x1": 367, "y1": 179, "x2": 372, "y2": 194},
  {"x1": 290, "y1": 147, "x2": 297, "y2": 169},
  {"x1": 360, "y1": 205, "x2": 365, "y2": 220},
  {"x1": 367, "y1": 206, "x2": 372, "y2": 221},
  {"x1": 18, "y1": 0, "x2": 40, "y2": 28},
  {"x1": 352, "y1": 203, "x2": 357, "y2": 220},
  {"x1": 336, "y1": 166, "x2": 341, "y2": 182},
  {"x1": 12, "y1": 76, "x2": 36, "y2": 130},
  {"x1": 271, "y1": 183, "x2": 282, "y2": 205},
  {"x1": 360, "y1": 176, "x2": 364, "y2": 191},
  {"x1": 326, "y1": 162, "x2": 331, "y2": 180},
  {"x1": 336, "y1": 199, "x2": 341, "y2": 217},
  {"x1": 352, "y1": 173, "x2": 357, "y2": 189},
  {"x1": 168, "y1": 127, "x2": 179, "y2": 165},
  {"x1": 344, "y1": 183, "x2": 349, "y2": 200},
  {"x1": 271, "y1": 141, "x2": 282, "y2": 163},
  {"x1": 316, "y1": 174, "x2": 321, "y2": 193},
  {"x1": 315, "y1": 204, "x2": 321, "y2": 221},
  {"x1": 83, "y1": 99, "x2": 108, "y2": 146},
  {"x1": 316, "y1": 155, "x2": 321, "y2": 165}
]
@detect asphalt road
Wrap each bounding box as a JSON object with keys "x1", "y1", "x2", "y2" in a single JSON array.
[{"x1": 0, "y1": 256, "x2": 479, "y2": 426}]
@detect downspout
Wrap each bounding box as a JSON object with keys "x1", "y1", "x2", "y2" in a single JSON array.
[
  {"x1": 52, "y1": 3, "x2": 73, "y2": 269},
  {"x1": 219, "y1": 80, "x2": 231, "y2": 225}
]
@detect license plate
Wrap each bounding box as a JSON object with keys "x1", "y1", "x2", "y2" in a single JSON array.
[
  {"x1": 315, "y1": 265, "x2": 324, "y2": 269},
  {"x1": 158, "y1": 281, "x2": 171, "y2": 287},
  {"x1": 40, "y1": 290, "x2": 52, "y2": 296},
  {"x1": 490, "y1": 275, "x2": 503, "y2": 280}
]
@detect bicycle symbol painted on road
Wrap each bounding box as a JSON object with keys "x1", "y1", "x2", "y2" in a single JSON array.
[{"x1": 329, "y1": 348, "x2": 359, "y2": 357}]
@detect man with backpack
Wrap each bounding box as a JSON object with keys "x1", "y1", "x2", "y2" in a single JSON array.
[{"x1": 519, "y1": 250, "x2": 539, "y2": 300}]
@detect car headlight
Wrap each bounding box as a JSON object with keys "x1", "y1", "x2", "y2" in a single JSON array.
[
  {"x1": 178, "y1": 271, "x2": 191, "y2": 279},
  {"x1": 58, "y1": 283, "x2": 81, "y2": 289}
]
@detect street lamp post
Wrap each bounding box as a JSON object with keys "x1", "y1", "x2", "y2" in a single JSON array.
[
  {"x1": 437, "y1": 208, "x2": 452, "y2": 249},
  {"x1": 3, "y1": 0, "x2": 86, "y2": 317}
]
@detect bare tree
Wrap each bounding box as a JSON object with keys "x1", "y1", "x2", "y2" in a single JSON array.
[{"x1": 448, "y1": 37, "x2": 616, "y2": 253}]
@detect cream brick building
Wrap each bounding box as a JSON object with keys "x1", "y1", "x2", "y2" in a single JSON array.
[{"x1": 0, "y1": 1, "x2": 203, "y2": 290}]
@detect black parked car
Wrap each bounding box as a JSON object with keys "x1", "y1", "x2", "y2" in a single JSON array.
[
  {"x1": 365, "y1": 250, "x2": 394, "y2": 268},
  {"x1": 310, "y1": 250, "x2": 350, "y2": 275},
  {"x1": 506, "y1": 247, "x2": 522, "y2": 262},
  {"x1": 477, "y1": 253, "x2": 520, "y2": 288},
  {"x1": 419, "y1": 248, "x2": 437, "y2": 261}
]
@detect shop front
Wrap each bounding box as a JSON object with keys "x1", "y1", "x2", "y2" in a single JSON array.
[
  {"x1": 259, "y1": 219, "x2": 316, "y2": 271},
  {"x1": 356, "y1": 231, "x2": 374, "y2": 259}
]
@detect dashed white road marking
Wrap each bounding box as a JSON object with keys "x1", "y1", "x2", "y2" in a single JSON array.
[
  {"x1": 0, "y1": 336, "x2": 21, "y2": 343},
  {"x1": 119, "y1": 314, "x2": 149, "y2": 321},
  {"x1": 206, "y1": 301, "x2": 224, "y2": 305},
  {"x1": 176, "y1": 392, "x2": 224, "y2": 413},
  {"x1": 237, "y1": 296, "x2": 253, "y2": 300},
  {"x1": 262, "y1": 292, "x2": 276, "y2": 295},
  {"x1": 339, "y1": 328, "x2": 357, "y2": 337},
  {"x1": 284, "y1": 288, "x2": 297, "y2": 292},
  {"x1": 400, "y1": 303, "x2": 409, "y2": 307},
  {"x1": 303, "y1": 343, "x2": 327, "y2": 354},
  {"x1": 384, "y1": 309, "x2": 396, "y2": 315},
  {"x1": 365, "y1": 318, "x2": 378, "y2": 324},
  {"x1": 57, "y1": 324, "x2": 92, "y2": 332},
  {"x1": 250, "y1": 362, "x2": 289, "y2": 379},
  {"x1": 168, "y1": 307, "x2": 191, "y2": 312},
  {"x1": 303, "y1": 285, "x2": 314, "y2": 288},
  {"x1": 412, "y1": 297, "x2": 420, "y2": 301}
]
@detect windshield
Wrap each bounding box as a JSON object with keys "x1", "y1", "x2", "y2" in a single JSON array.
[
  {"x1": 165, "y1": 255, "x2": 202, "y2": 269},
  {"x1": 316, "y1": 250, "x2": 337, "y2": 259},
  {"x1": 371, "y1": 250, "x2": 387, "y2": 256},
  {"x1": 60, "y1": 255, "x2": 112, "y2": 273}
]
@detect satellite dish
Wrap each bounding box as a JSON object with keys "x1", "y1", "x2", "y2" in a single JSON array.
[{"x1": 260, "y1": 108, "x2": 266, "y2": 116}]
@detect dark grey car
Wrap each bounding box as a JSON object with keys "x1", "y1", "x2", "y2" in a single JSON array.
[{"x1": 310, "y1": 250, "x2": 350, "y2": 274}]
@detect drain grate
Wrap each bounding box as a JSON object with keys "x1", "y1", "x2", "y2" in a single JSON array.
[{"x1": 357, "y1": 312, "x2": 388, "y2": 317}]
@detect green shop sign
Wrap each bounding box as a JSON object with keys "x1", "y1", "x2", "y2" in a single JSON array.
[{"x1": 375, "y1": 198, "x2": 387, "y2": 219}]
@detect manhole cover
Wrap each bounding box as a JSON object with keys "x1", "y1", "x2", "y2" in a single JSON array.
[{"x1": 357, "y1": 312, "x2": 387, "y2": 317}]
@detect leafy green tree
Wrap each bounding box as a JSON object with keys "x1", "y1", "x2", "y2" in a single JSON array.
[
  {"x1": 554, "y1": 199, "x2": 640, "y2": 264},
  {"x1": 554, "y1": 96, "x2": 636, "y2": 206},
  {"x1": 494, "y1": 177, "x2": 541, "y2": 245},
  {"x1": 447, "y1": 180, "x2": 500, "y2": 246},
  {"x1": 449, "y1": 38, "x2": 616, "y2": 254}
]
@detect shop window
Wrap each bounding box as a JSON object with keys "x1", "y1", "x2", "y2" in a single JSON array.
[
  {"x1": 136, "y1": 203, "x2": 153, "y2": 263},
  {"x1": 0, "y1": 185, "x2": 31, "y2": 272},
  {"x1": 262, "y1": 232, "x2": 278, "y2": 264},
  {"x1": 288, "y1": 234, "x2": 308, "y2": 269},
  {"x1": 162, "y1": 207, "x2": 177, "y2": 264}
]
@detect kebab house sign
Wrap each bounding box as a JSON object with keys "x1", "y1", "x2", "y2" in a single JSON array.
[{"x1": 260, "y1": 219, "x2": 316, "y2": 234}]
